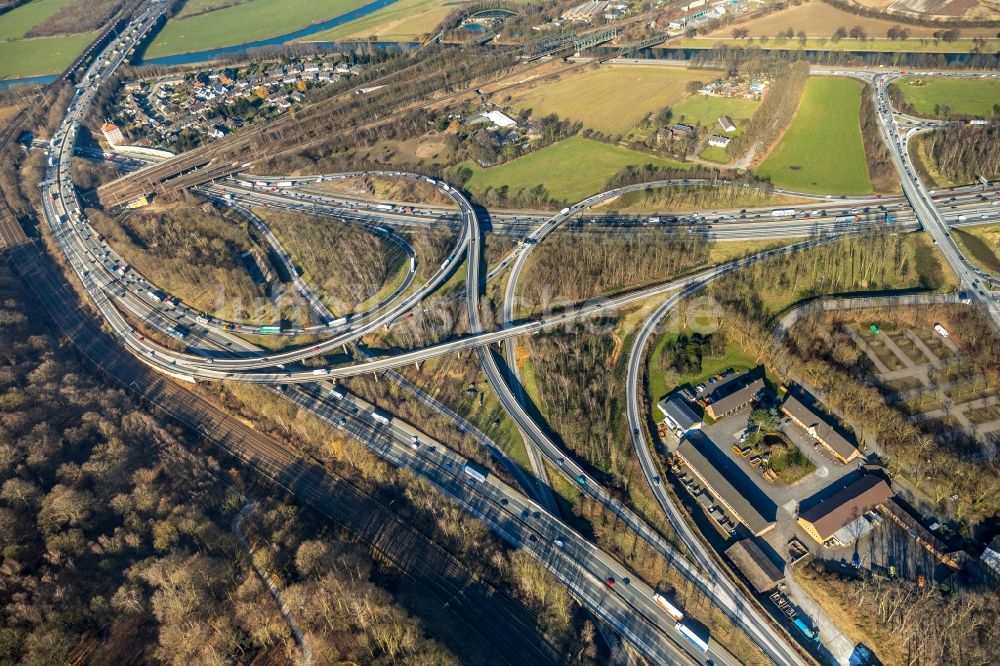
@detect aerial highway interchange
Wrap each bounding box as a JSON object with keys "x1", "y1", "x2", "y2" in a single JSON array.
[{"x1": 14, "y1": 4, "x2": 1000, "y2": 664}]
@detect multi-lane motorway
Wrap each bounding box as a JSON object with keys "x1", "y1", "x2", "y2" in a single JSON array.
[{"x1": 28, "y1": 10, "x2": 1000, "y2": 664}]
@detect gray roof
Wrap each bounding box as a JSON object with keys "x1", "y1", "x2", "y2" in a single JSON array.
[
  {"x1": 782, "y1": 394, "x2": 858, "y2": 460},
  {"x1": 707, "y1": 377, "x2": 764, "y2": 416},
  {"x1": 658, "y1": 395, "x2": 700, "y2": 431},
  {"x1": 678, "y1": 436, "x2": 776, "y2": 535},
  {"x1": 726, "y1": 538, "x2": 783, "y2": 592},
  {"x1": 982, "y1": 536, "x2": 1000, "y2": 575}
]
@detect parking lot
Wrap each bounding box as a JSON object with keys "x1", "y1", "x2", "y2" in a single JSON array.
[{"x1": 699, "y1": 408, "x2": 859, "y2": 522}]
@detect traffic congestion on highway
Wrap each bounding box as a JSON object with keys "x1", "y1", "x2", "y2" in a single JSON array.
[{"x1": 29, "y1": 4, "x2": 1000, "y2": 664}]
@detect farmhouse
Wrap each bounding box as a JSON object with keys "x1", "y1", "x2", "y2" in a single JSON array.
[
  {"x1": 467, "y1": 110, "x2": 518, "y2": 128},
  {"x1": 707, "y1": 134, "x2": 731, "y2": 148},
  {"x1": 101, "y1": 122, "x2": 125, "y2": 146},
  {"x1": 726, "y1": 538, "x2": 784, "y2": 593}
]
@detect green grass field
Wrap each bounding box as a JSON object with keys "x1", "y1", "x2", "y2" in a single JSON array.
[
  {"x1": 176, "y1": 0, "x2": 250, "y2": 18},
  {"x1": 304, "y1": 0, "x2": 456, "y2": 41},
  {"x1": 952, "y1": 224, "x2": 1000, "y2": 278},
  {"x1": 669, "y1": 94, "x2": 759, "y2": 132},
  {"x1": 0, "y1": 0, "x2": 95, "y2": 80},
  {"x1": 144, "y1": 0, "x2": 371, "y2": 57},
  {"x1": 680, "y1": 37, "x2": 1000, "y2": 53},
  {"x1": 756, "y1": 77, "x2": 872, "y2": 195},
  {"x1": 460, "y1": 136, "x2": 691, "y2": 203},
  {"x1": 0, "y1": 0, "x2": 76, "y2": 41},
  {"x1": 504, "y1": 66, "x2": 705, "y2": 135},
  {"x1": 647, "y1": 334, "x2": 756, "y2": 404},
  {"x1": 0, "y1": 31, "x2": 96, "y2": 79},
  {"x1": 893, "y1": 77, "x2": 1000, "y2": 118}
]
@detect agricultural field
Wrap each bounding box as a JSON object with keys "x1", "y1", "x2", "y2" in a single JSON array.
[
  {"x1": 0, "y1": 0, "x2": 75, "y2": 41},
  {"x1": 705, "y1": 0, "x2": 1000, "y2": 39},
  {"x1": 756, "y1": 77, "x2": 872, "y2": 194},
  {"x1": 501, "y1": 65, "x2": 705, "y2": 135},
  {"x1": 303, "y1": 0, "x2": 459, "y2": 41},
  {"x1": 892, "y1": 77, "x2": 1000, "y2": 117},
  {"x1": 144, "y1": 0, "x2": 371, "y2": 57},
  {"x1": 0, "y1": 0, "x2": 98, "y2": 80},
  {"x1": 0, "y1": 31, "x2": 96, "y2": 79},
  {"x1": 459, "y1": 136, "x2": 691, "y2": 203},
  {"x1": 175, "y1": 0, "x2": 253, "y2": 18},
  {"x1": 952, "y1": 224, "x2": 1000, "y2": 277}
]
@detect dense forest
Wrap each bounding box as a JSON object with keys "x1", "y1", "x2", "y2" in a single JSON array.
[
  {"x1": 711, "y1": 231, "x2": 946, "y2": 322},
  {"x1": 518, "y1": 232, "x2": 710, "y2": 316},
  {"x1": 86, "y1": 203, "x2": 295, "y2": 324},
  {"x1": 0, "y1": 261, "x2": 459, "y2": 664},
  {"x1": 798, "y1": 561, "x2": 1000, "y2": 666},
  {"x1": 918, "y1": 125, "x2": 1000, "y2": 184},
  {"x1": 262, "y1": 211, "x2": 406, "y2": 313}
]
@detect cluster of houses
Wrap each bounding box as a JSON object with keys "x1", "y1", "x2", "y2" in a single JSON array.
[
  {"x1": 460, "y1": 108, "x2": 551, "y2": 164},
  {"x1": 107, "y1": 56, "x2": 364, "y2": 151},
  {"x1": 698, "y1": 77, "x2": 768, "y2": 100}
]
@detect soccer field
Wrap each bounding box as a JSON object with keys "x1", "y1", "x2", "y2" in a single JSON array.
[
  {"x1": 461, "y1": 136, "x2": 691, "y2": 204},
  {"x1": 505, "y1": 66, "x2": 706, "y2": 135},
  {"x1": 756, "y1": 77, "x2": 872, "y2": 195}
]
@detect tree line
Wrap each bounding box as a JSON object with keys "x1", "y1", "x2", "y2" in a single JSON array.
[
  {"x1": 859, "y1": 83, "x2": 898, "y2": 192},
  {"x1": 725, "y1": 58, "x2": 810, "y2": 162},
  {"x1": 919, "y1": 125, "x2": 1000, "y2": 183}
]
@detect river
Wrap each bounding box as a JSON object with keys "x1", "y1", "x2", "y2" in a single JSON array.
[{"x1": 0, "y1": 0, "x2": 414, "y2": 88}]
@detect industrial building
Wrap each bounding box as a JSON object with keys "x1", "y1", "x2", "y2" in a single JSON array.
[
  {"x1": 797, "y1": 475, "x2": 892, "y2": 546},
  {"x1": 677, "y1": 436, "x2": 776, "y2": 536},
  {"x1": 561, "y1": 0, "x2": 609, "y2": 22},
  {"x1": 781, "y1": 393, "x2": 860, "y2": 464}
]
